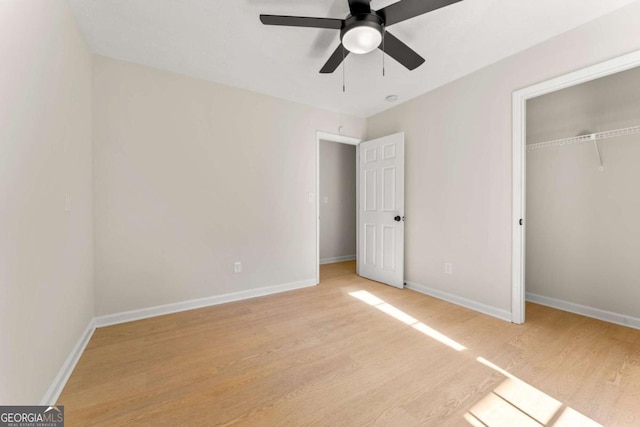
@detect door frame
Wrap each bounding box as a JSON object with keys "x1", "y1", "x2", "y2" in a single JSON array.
[
  {"x1": 511, "y1": 49, "x2": 640, "y2": 324},
  {"x1": 316, "y1": 131, "x2": 362, "y2": 284}
]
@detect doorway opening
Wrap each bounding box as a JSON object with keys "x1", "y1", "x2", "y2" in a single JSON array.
[{"x1": 316, "y1": 132, "x2": 361, "y2": 284}]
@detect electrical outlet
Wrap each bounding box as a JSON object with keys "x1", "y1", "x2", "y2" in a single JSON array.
[
  {"x1": 323, "y1": 196, "x2": 329, "y2": 204},
  {"x1": 444, "y1": 263, "x2": 453, "y2": 275},
  {"x1": 308, "y1": 193, "x2": 315, "y2": 203},
  {"x1": 234, "y1": 262, "x2": 242, "y2": 273}
]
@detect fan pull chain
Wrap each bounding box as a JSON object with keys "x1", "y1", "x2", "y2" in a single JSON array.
[
  {"x1": 382, "y1": 27, "x2": 385, "y2": 77},
  {"x1": 342, "y1": 45, "x2": 346, "y2": 92}
]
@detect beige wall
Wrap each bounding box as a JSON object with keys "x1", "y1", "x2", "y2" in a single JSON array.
[
  {"x1": 0, "y1": 0, "x2": 94, "y2": 404},
  {"x1": 367, "y1": 2, "x2": 640, "y2": 315},
  {"x1": 93, "y1": 56, "x2": 366, "y2": 316},
  {"x1": 527, "y1": 65, "x2": 640, "y2": 144},
  {"x1": 319, "y1": 141, "x2": 356, "y2": 261},
  {"x1": 526, "y1": 68, "x2": 640, "y2": 319}
]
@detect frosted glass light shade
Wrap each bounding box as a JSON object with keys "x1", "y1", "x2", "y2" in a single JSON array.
[{"x1": 342, "y1": 26, "x2": 382, "y2": 54}]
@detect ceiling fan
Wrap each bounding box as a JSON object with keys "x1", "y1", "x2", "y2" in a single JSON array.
[{"x1": 260, "y1": 0, "x2": 463, "y2": 74}]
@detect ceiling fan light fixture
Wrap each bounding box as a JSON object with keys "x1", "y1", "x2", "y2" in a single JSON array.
[
  {"x1": 341, "y1": 25, "x2": 382, "y2": 54},
  {"x1": 260, "y1": 0, "x2": 447, "y2": 73}
]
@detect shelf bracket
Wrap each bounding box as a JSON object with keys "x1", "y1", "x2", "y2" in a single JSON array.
[{"x1": 591, "y1": 134, "x2": 604, "y2": 172}]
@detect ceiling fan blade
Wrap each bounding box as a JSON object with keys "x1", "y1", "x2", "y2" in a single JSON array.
[
  {"x1": 380, "y1": 31, "x2": 425, "y2": 70},
  {"x1": 260, "y1": 15, "x2": 344, "y2": 29},
  {"x1": 377, "y1": 0, "x2": 463, "y2": 26},
  {"x1": 347, "y1": 0, "x2": 371, "y2": 15},
  {"x1": 320, "y1": 44, "x2": 349, "y2": 74}
]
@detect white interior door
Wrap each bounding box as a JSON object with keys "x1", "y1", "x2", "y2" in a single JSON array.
[{"x1": 358, "y1": 132, "x2": 405, "y2": 288}]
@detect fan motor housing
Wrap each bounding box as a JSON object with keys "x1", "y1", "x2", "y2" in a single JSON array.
[{"x1": 340, "y1": 14, "x2": 384, "y2": 41}]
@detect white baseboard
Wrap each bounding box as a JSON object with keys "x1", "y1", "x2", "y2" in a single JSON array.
[
  {"x1": 40, "y1": 319, "x2": 96, "y2": 405},
  {"x1": 405, "y1": 281, "x2": 512, "y2": 323},
  {"x1": 95, "y1": 278, "x2": 317, "y2": 328},
  {"x1": 526, "y1": 293, "x2": 640, "y2": 330},
  {"x1": 319, "y1": 255, "x2": 356, "y2": 265}
]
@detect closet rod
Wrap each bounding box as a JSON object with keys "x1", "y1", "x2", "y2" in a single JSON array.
[{"x1": 527, "y1": 125, "x2": 640, "y2": 152}]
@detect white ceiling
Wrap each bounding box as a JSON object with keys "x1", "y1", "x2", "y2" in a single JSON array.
[{"x1": 67, "y1": 0, "x2": 636, "y2": 118}]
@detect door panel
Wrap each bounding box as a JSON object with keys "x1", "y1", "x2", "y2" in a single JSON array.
[
  {"x1": 382, "y1": 167, "x2": 396, "y2": 211},
  {"x1": 358, "y1": 133, "x2": 405, "y2": 288},
  {"x1": 364, "y1": 169, "x2": 377, "y2": 211}
]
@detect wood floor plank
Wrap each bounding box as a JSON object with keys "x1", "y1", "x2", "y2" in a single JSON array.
[{"x1": 59, "y1": 261, "x2": 640, "y2": 426}]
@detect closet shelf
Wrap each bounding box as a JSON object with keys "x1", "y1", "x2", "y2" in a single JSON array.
[{"x1": 527, "y1": 125, "x2": 640, "y2": 152}]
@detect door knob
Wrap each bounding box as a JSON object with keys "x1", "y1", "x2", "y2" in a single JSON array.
[{"x1": 394, "y1": 215, "x2": 402, "y2": 222}]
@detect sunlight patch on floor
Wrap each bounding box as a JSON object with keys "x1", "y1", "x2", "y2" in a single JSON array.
[
  {"x1": 348, "y1": 289, "x2": 604, "y2": 426},
  {"x1": 467, "y1": 391, "x2": 543, "y2": 427},
  {"x1": 553, "y1": 407, "x2": 604, "y2": 427},
  {"x1": 349, "y1": 290, "x2": 466, "y2": 351},
  {"x1": 467, "y1": 357, "x2": 603, "y2": 427}
]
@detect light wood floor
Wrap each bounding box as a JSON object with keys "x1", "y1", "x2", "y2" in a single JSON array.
[{"x1": 59, "y1": 261, "x2": 640, "y2": 426}]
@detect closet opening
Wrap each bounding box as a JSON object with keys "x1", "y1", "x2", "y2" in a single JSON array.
[{"x1": 512, "y1": 50, "x2": 640, "y2": 326}]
